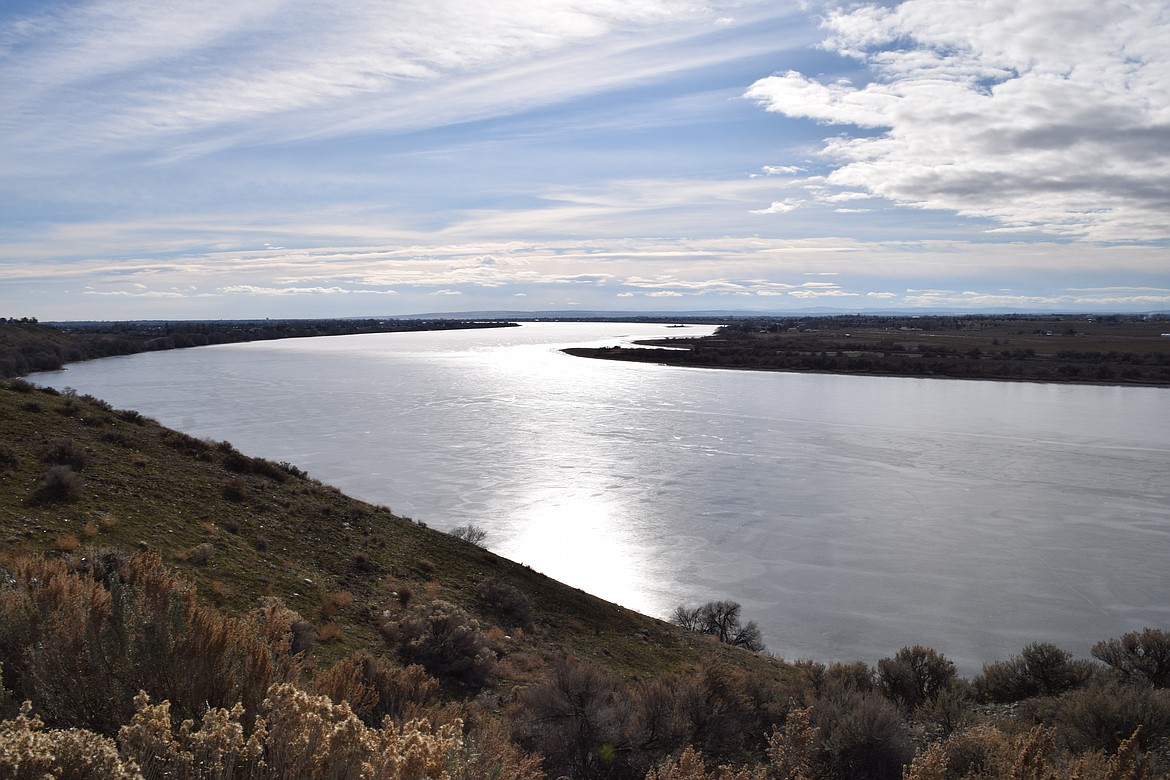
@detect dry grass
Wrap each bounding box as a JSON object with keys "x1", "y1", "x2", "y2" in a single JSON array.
[{"x1": 55, "y1": 534, "x2": 80, "y2": 552}]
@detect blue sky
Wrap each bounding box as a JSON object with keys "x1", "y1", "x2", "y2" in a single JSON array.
[{"x1": 2, "y1": 0, "x2": 1168, "y2": 320}]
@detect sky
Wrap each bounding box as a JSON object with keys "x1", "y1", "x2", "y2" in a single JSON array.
[{"x1": 1, "y1": 0, "x2": 1168, "y2": 320}]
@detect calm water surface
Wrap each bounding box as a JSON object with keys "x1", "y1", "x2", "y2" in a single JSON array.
[{"x1": 31, "y1": 322, "x2": 1170, "y2": 672}]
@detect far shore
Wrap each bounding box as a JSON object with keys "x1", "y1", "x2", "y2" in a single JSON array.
[{"x1": 563, "y1": 313, "x2": 1170, "y2": 387}]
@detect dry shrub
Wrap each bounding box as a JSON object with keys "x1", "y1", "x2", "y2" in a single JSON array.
[
  {"x1": 766, "y1": 705, "x2": 819, "y2": 780},
  {"x1": 827, "y1": 661, "x2": 877, "y2": 694},
  {"x1": 312, "y1": 652, "x2": 439, "y2": 726},
  {"x1": 877, "y1": 645, "x2": 957, "y2": 712},
  {"x1": 927, "y1": 723, "x2": 1013, "y2": 779},
  {"x1": 320, "y1": 590, "x2": 355, "y2": 619},
  {"x1": 513, "y1": 656, "x2": 632, "y2": 779},
  {"x1": 902, "y1": 742, "x2": 950, "y2": 780},
  {"x1": 390, "y1": 600, "x2": 497, "y2": 689},
  {"x1": 0, "y1": 553, "x2": 305, "y2": 733},
  {"x1": 55, "y1": 533, "x2": 80, "y2": 552},
  {"x1": 679, "y1": 664, "x2": 792, "y2": 765},
  {"x1": 223, "y1": 475, "x2": 248, "y2": 502},
  {"x1": 903, "y1": 721, "x2": 1157, "y2": 780},
  {"x1": 1050, "y1": 678, "x2": 1170, "y2": 754},
  {"x1": 184, "y1": 542, "x2": 215, "y2": 565},
  {"x1": 221, "y1": 448, "x2": 253, "y2": 473},
  {"x1": 118, "y1": 692, "x2": 264, "y2": 780},
  {"x1": 644, "y1": 745, "x2": 767, "y2": 780},
  {"x1": 81, "y1": 520, "x2": 100, "y2": 539},
  {"x1": 317, "y1": 622, "x2": 343, "y2": 643},
  {"x1": 36, "y1": 464, "x2": 85, "y2": 502},
  {"x1": 208, "y1": 579, "x2": 231, "y2": 604},
  {"x1": 1093, "y1": 629, "x2": 1170, "y2": 688},
  {"x1": 800, "y1": 659, "x2": 877, "y2": 700},
  {"x1": 40, "y1": 436, "x2": 89, "y2": 470},
  {"x1": 117, "y1": 685, "x2": 464, "y2": 780},
  {"x1": 810, "y1": 686, "x2": 912, "y2": 780},
  {"x1": 455, "y1": 714, "x2": 547, "y2": 780},
  {"x1": 352, "y1": 550, "x2": 373, "y2": 572},
  {"x1": 476, "y1": 577, "x2": 535, "y2": 630},
  {"x1": 117, "y1": 408, "x2": 145, "y2": 424},
  {"x1": 974, "y1": 642, "x2": 1095, "y2": 703},
  {"x1": 260, "y1": 683, "x2": 461, "y2": 780},
  {"x1": 917, "y1": 682, "x2": 975, "y2": 738},
  {"x1": 0, "y1": 702, "x2": 140, "y2": 780}
]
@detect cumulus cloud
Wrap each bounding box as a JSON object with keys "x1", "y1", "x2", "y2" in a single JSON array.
[
  {"x1": 745, "y1": 0, "x2": 1170, "y2": 241},
  {"x1": 750, "y1": 199, "x2": 802, "y2": 214},
  {"x1": 760, "y1": 165, "x2": 803, "y2": 175}
]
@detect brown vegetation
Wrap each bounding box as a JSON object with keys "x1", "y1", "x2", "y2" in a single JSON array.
[
  {"x1": 2, "y1": 377, "x2": 1169, "y2": 778},
  {"x1": 566, "y1": 314, "x2": 1170, "y2": 385}
]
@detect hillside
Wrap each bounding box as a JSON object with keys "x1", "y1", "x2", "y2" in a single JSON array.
[
  {"x1": 3, "y1": 376, "x2": 1170, "y2": 779},
  {"x1": 0, "y1": 378, "x2": 781, "y2": 680}
]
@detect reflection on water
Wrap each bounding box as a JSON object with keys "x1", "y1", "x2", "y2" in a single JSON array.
[
  {"x1": 30, "y1": 322, "x2": 1170, "y2": 672},
  {"x1": 502, "y1": 486, "x2": 650, "y2": 612}
]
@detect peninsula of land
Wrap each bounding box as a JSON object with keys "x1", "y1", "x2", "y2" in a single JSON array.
[{"x1": 565, "y1": 314, "x2": 1170, "y2": 386}]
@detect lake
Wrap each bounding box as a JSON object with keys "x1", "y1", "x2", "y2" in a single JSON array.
[{"x1": 30, "y1": 322, "x2": 1170, "y2": 673}]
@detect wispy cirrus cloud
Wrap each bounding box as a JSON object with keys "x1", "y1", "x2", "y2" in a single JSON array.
[
  {"x1": 1, "y1": 0, "x2": 1166, "y2": 319},
  {"x1": 1, "y1": 0, "x2": 776, "y2": 165}
]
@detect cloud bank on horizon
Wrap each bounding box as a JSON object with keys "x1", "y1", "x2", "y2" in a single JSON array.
[{"x1": 1, "y1": 0, "x2": 1167, "y2": 319}]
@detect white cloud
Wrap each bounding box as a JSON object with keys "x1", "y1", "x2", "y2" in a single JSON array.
[
  {"x1": 750, "y1": 199, "x2": 802, "y2": 214},
  {"x1": 761, "y1": 165, "x2": 803, "y2": 175},
  {"x1": 788, "y1": 288, "x2": 860, "y2": 298},
  {"x1": 218, "y1": 284, "x2": 371, "y2": 295},
  {"x1": 745, "y1": 0, "x2": 1170, "y2": 241},
  {"x1": 82, "y1": 288, "x2": 188, "y2": 298}
]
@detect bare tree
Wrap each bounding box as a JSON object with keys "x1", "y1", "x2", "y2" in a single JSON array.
[
  {"x1": 672, "y1": 599, "x2": 765, "y2": 652},
  {"x1": 449, "y1": 523, "x2": 487, "y2": 547}
]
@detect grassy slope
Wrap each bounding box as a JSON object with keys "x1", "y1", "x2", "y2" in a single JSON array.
[{"x1": 0, "y1": 379, "x2": 791, "y2": 688}]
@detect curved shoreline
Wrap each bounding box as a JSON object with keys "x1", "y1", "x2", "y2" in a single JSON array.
[{"x1": 562, "y1": 314, "x2": 1170, "y2": 388}]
